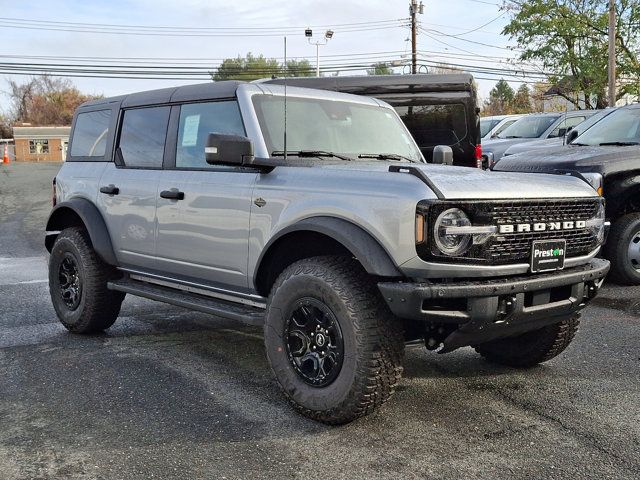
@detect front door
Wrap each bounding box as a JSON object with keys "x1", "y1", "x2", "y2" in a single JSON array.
[{"x1": 155, "y1": 100, "x2": 257, "y2": 291}]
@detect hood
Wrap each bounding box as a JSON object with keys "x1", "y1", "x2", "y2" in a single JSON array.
[
  {"x1": 493, "y1": 144, "x2": 640, "y2": 177},
  {"x1": 320, "y1": 161, "x2": 598, "y2": 200},
  {"x1": 482, "y1": 137, "x2": 539, "y2": 161},
  {"x1": 504, "y1": 138, "x2": 564, "y2": 156}
]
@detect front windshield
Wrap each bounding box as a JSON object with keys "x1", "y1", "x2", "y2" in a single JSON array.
[
  {"x1": 573, "y1": 108, "x2": 640, "y2": 146},
  {"x1": 497, "y1": 115, "x2": 560, "y2": 139},
  {"x1": 480, "y1": 118, "x2": 500, "y2": 137},
  {"x1": 252, "y1": 95, "x2": 424, "y2": 162}
]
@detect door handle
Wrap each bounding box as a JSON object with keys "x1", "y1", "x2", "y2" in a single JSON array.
[
  {"x1": 99, "y1": 184, "x2": 119, "y2": 195},
  {"x1": 160, "y1": 188, "x2": 185, "y2": 200}
]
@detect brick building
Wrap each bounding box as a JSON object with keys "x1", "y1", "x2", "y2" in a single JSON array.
[{"x1": 12, "y1": 125, "x2": 71, "y2": 162}]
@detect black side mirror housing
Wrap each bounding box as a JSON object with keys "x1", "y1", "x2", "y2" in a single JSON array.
[
  {"x1": 557, "y1": 127, "x2": 567, "y2": 138},
  {"x1": 432, "y1": 145, "x2": 454, "y2": 165},
  {"x1": 566, "y1": 129, "x2": 579, "y2": 145},
  {"x1": 205, "y1": 133, "x2": 254, "y2": 166}
]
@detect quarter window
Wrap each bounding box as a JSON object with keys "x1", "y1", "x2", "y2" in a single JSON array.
[
  {"x1": 29, "y1": 139, "x2": 49, "y2": 154},
  {"x1": 176, "y1": 101, "x2": 245, "y2": 168},
  {"x1": 118, "y1": 106, "x2": 170, "y2": 168},
  {"x1": 70, "y1": 110, "x2": 111, "y2": 157}
]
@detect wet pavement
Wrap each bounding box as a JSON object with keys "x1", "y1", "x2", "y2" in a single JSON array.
[{"x1": 1, "y1": 162, "x2": 638, "y2": 479}]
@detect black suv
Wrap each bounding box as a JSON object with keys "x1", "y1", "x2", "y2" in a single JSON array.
[{"x1": 494, "y1": 104, "x2": 640, "y2": 284}]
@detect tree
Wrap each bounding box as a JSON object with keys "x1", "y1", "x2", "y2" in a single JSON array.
[
  {"x1": 367, "y1": 62, "x2": 393, "y2": 75},
  {"x1": 484, "y1": 79, "x2": 516, "y2": 115},
  {"x1": 502, "y1": 0, "x2": 640, "y2": 109},
  {"x1": 512, "y1": 84, "x2": 533, "y2": 113},
  {"x1": 6, "y1": 76, "x2": 101, "y2": 126},
  {"x1": 211, "y1": 53, "x2": 314, "y2": 81}
]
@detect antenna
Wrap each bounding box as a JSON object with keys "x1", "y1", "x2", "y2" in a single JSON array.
[{"x1": 283, "y1": 36, "x2": 288, "y2": 161}]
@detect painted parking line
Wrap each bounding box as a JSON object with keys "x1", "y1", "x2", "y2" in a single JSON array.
[{"x1": 0, "y1": 256, "x2": 48, "y2": 286}]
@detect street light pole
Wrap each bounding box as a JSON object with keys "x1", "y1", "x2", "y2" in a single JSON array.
[{"x1": 305, "y1": 28, "x2": 334, "y2": 77}]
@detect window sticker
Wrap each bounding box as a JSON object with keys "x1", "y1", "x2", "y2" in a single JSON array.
[{"x1": 182, "y1": 115, "x2": 200, "y2": 146}]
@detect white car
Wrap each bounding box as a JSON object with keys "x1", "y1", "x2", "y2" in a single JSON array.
[{"x1": 480, "y1": 114, "x2": 523, "y2": 140}]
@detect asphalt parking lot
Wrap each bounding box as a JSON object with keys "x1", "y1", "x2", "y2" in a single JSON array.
[{"x1": 1, "y1": 162, "x2": 639, "y2": 480}]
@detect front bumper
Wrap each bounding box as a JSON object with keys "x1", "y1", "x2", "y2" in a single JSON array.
[{"x1": 378, "y1": 258, "x2": 610, "y2": 351}]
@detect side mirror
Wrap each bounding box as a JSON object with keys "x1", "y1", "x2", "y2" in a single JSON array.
[
  {"x1": 205, "y1": 133, "x2": 254, "y2": 166},
  {"x1": 557, "y1": 127, "x2": 567, "y2": 138},
  {"x1": 432, "y1": 145, "x2": 453, "y2": 165},
  {"x1": 566, "y1": 129, "x2": 579, "y2": 144}
]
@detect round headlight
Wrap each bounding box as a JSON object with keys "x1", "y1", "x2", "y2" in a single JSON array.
[{"x1": 434, "y1": 208, "x2": 472, "y2": 256}]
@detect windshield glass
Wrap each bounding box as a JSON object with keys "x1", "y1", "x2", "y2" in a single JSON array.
[
  {"x1": 252, "y1": 95, "x2": 424, "y2": 162},
  {"x1": 480, "y1": 118, "x2": 500, "y2": 137},
  {"x1": 573, "y1": 108, "x2": 640, "y2": 146},
  {"x1": 497, "y1": 114, "x2": 560, "y2": 139}
]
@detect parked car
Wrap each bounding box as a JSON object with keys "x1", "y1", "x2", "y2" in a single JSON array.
[
  {"x1": 46, "y1": 81, "x2": 609, "y2": 424},
  {"x1": 494, "y1": 103, "x2": 640, "y2": 284},
  {"x1": 501, "y1": 109, "x2": 613, "y2": 159},
  {"x1": 264, "y1": 74, "x2": 482, "y2": 168},
  {"x1": 482, "y1": 110, "x2": 598, "y2": 166},
  {"x1": 480, "y1": 114, "x2": 522, "y2": 140}
]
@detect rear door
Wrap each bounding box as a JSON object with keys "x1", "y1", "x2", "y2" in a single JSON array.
[
  {"x1": 97, "y1": 105, "x2": 170, "y2": 271},
  {"x1": 155, "y1": 100, "x2": 258, "y2": 291}
]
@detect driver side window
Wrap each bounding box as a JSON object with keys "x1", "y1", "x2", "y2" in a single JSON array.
[{"x1": 176, "y1": 101, "x2": 245, "y2": 169}]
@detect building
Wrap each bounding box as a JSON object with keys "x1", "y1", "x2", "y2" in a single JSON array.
[{"x1": 12, "y1": 125, "x2": 71, "y2": 162}]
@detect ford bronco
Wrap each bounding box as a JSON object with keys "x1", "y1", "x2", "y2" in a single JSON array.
[{"x1": 46, "y1": 81, "x2": 609, "y2": 424}]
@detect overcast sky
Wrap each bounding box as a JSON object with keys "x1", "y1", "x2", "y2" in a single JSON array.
[{"x1": 0, "y1": 0, "x2": 519, "y2": 112}]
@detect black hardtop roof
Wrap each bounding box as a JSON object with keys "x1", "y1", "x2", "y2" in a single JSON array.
[
  {"x1": 79, "y1": 80, "x2": 245, "y2": 109},
  {"x1": 264, "y1": 73, "x2": 475, "y2": 95}
]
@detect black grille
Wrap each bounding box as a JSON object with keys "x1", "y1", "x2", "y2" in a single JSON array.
[
  {"x1": 486, "y1": 199, "x2": 600, "y2": 263},
  {"x1": 417, "y1": 198, "x2": 603, "y2": 265}
]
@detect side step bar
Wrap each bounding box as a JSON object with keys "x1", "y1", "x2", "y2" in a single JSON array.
[{"x1": 108, "y1": 278, "x2": 265, "y2": 326}]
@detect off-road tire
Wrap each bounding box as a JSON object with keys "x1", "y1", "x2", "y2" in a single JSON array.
[
  {"x1": 49, "y1": 227, "x2": 124, "y2": 333},
  {"x1": 474, "y1": 314, "x2": 580, "y2": 368},
  {"x1": 264, "y1": 256, "x2": 404, "y2": 425},
  {"x1": 604, "y1": 213, "x2": 640, "y2": 285}
]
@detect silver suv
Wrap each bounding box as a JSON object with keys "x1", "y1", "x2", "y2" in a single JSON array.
[{"x1": 46, "y1": 81, "x2": 609, "y2": 424}]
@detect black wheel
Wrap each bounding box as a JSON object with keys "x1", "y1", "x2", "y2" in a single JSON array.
[
  {"x1": 604, "y1": 213, "x2": 640, "y2": 285},
  {"x1": 264, "y1": 256, "x2": 404, "y2": 425},
  {"x1": 49, "y1": 227, "x2": 125, "y2": 333},
  {"x1": 474, "y1": 315, "x2": 580, "y2": 368}
]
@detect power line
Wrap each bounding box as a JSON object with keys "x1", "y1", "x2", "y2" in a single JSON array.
[
  {"x1": 0, "y1": 16, "x2": 409, "y2": 37},
  {"x1": 0, "y1": 16, "x2": 405, "y2": 31}
]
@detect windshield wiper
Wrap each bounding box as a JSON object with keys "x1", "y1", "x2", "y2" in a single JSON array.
[
  {"x1": 598, "y1": 141, "x2": 640, "y2": 146},
  {"x1": 504, "y1": 135, "x2": 523, "y2": 139},
  {"x1": 271, "y1": 150, "x2": 353, "y2": 161},
  {"x1": 570, "y1": 142, "x2": 589, "y2": 146},
  {"x1": 357, "y1": 153, "x2": 417, "y2": 163}
]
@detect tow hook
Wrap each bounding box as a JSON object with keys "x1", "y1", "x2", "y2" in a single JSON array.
[
  {"x1": 495, "y1": 295, "x2": 517, "y2": 323},
  {"x1": 585, "y1": 280, "x2": 600, "y2": 300}
]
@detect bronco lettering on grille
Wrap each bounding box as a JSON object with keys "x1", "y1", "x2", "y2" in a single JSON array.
[{"x1": 498, "y1": 220, "x2": 587, "y2": 234}]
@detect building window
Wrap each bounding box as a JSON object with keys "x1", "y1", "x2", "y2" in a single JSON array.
[{"x1": 29, "y1": 139, "x2": 49, "y2": 154}]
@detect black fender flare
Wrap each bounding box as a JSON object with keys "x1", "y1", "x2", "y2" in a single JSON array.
[
  {"x1": 255, "y1": 216, "x2": 403, "y2": 284},
  {"x1": 45, "y1": 198, "x2": 118, "y2": 266}
]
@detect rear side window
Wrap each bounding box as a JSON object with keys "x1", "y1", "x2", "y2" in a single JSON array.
[
  {"x1": 70, "y1": 110, "x2": 111, "y2": 158},
  {"x1": 176, "y1": 101, "x2": 245, "y2": 169},
  {"x1": 395, "y1": 104, "x2": 468, "y2": 148},
  {"x1": 118, "y1": 106, "x2": 170, "y2": 168}
]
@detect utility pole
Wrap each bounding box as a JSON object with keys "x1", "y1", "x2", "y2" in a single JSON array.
[
  {"x1": 409, "y1": 1, "x2": 424, "y2": 74},
  {"x1": 608, "y1": 0, "x2": 616, "y2": 107}
]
